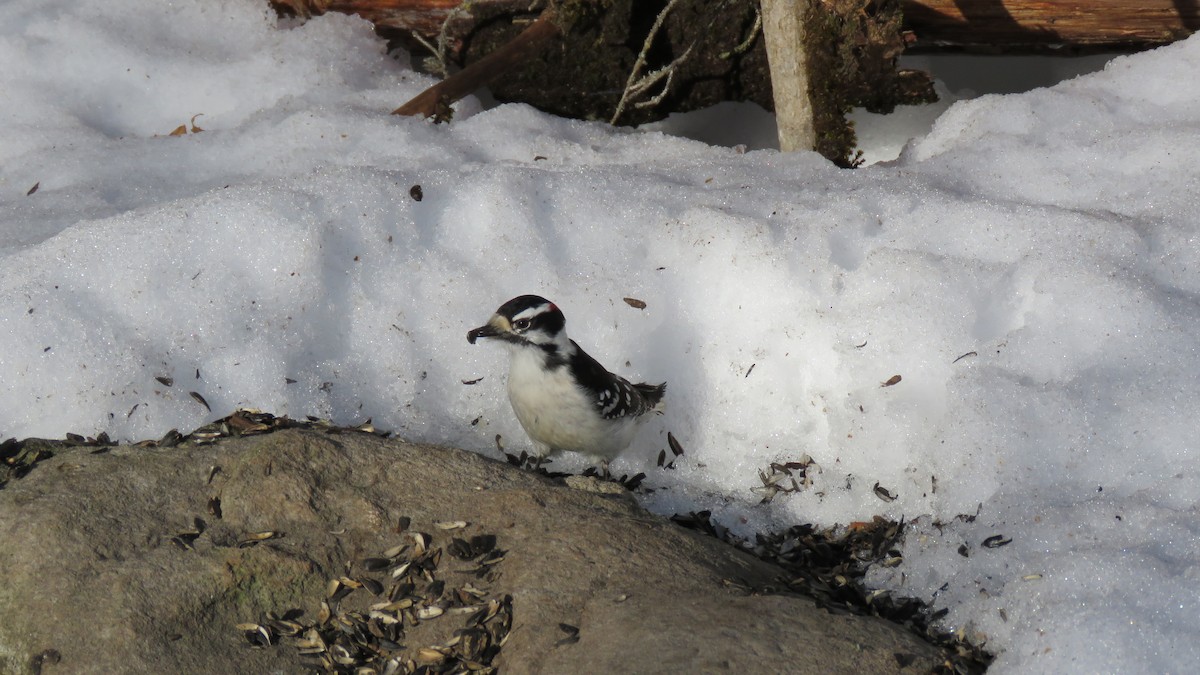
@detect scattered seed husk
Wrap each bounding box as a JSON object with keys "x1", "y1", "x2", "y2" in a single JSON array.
[
  {"x1": 371, "y1": 599, "x2": 414, "y2": 612},
  {"x1": 873, "y1": 482, "x2": 897, "y2": 502},
  {"x1": 189, "y1": 391, "x2": 211, "y2": 411},
  {"x1": 409, "y1": 532, "x2": 431, "y2": 553},
  {"x1": 668, "y1": 431, "x2": 685, "y2": 456},
  {"x1": 227, "y1": 411, "x2": 270, "y2": 434},
  {"x1": 326, "y1": 579, "x2": 355, "y2": 603},
  {"x1": 269, "y1": 619, "x2": 305, "y2": 636},
  {"x1": 671, "y1": 511, "x2": 991, "y2": 672},
  {"x1": 238, "y1": 623, "x2": 273, "y2": 647},
  {"x1": 363, "y1": 556, "x2": 393, "y2": 571},
  {"x1": 331, "y1": 644, "x2": 356, "y2": 665},
  {"x1": 416, "y1": 605, "x2": 444, "y2": 620},
  {"x1": 555, "y1": 622, "x2": 581, "y2": 646},
  {"x1": 423, "y1": 579, "x2": 446, "y2": 602},
  {"x1": 158, "y1": 428, "x2": 184, "y2": 447},
  {"x1": 241, "y1": 523, "x2": 514, "y2": 673},
  {"x1": 238, "y1": 531, "x2": 280, "y2": 548},
  {"x1": 620, "y1": 472, "x2": 646, "y2": 490},
  {"x1": 435, "y1": 520, "x2": 468, "y2": 530},
  {"x1": 369, "y1": 609, "x2": 403, "y2": 625},
  {"x1": 170, "y1": 533, "x2": 198, "y2": 550},
  {"x1": 447, "y1": 538, "x2": 473, "y2": 560},
  {"x1": 416, "y1": 647, "x2": 445, "y2": 665}
]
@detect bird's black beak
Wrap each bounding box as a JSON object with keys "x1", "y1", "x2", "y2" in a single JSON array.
[{"x1": 467, "y1": 323, "x2": 500, "y2": 344}]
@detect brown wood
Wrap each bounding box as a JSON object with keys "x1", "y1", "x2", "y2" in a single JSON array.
[
  {"x1": 275, "y1": 0, "x2": 1199, "y2": 50},
  {"x1": 902, "y1": 0, "x2": 1199, "y2": 48},
  {"x1": 274, "y1": 0, "x2": 460, "y2": 36},
  {"x1": 391, "y1": 9, "x2": 561, "y2": 118}
]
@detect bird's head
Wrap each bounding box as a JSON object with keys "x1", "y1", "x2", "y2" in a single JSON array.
[{"x1": 468, "y1": 295, "x2": 570, "y2": 351}]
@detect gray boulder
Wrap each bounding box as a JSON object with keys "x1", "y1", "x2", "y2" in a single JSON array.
[{"x1": 0, "y1": 427, "x2": 941, "y2": 673}]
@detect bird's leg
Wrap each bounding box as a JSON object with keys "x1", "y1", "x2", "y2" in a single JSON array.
[{"x1": 523, "y1": 453, "x2": 550, "y2": 472}]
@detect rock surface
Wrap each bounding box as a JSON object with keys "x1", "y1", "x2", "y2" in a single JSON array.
[{"x1": 0, "y1": 428, "x2": 942, "y2": 673}]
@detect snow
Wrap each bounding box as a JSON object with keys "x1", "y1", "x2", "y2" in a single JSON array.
[{"x1": 3, "y1": 0, "x2": 1200, "y2": 671}]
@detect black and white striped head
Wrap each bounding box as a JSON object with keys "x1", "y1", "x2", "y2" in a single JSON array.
[{"x1": 467, "y1": 295, "x2": 570, "y2": 352}]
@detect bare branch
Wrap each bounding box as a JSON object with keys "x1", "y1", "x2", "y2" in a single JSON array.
[
  {"x1": 393, "y1": 8, "x2": 560, "y2": 120},
  {"x1": 610, "y1": 0, "x2": 692, "y2": 125}
]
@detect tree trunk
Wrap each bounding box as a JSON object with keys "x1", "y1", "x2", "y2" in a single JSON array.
[{"x1": 761, "y1": 0, "x2": 816, "y2": 152}]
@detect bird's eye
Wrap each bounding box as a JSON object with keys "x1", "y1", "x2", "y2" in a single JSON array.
[{"x1": 513, "y1": 318, "x2": 530, "y2": 331}]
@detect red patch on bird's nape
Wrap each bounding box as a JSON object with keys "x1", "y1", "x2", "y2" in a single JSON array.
[{"x1": 549, "y1": 303, "x2": 559, "y2": 312}]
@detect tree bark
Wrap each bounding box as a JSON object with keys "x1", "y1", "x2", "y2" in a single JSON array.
[
  {"x1": 902, "y1": 0, "x2": 1199, "y2": 49},
  {"x1": 761, "y1": 0, "x2": 816, "y2": 152},
  {"x1": 274, "y1": 0, "x2": 1199, "y2": 51}
]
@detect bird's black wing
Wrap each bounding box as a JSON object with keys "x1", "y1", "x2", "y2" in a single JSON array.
[{"x1": 568, "y1": 340, "x2": 664, "y2": 419}]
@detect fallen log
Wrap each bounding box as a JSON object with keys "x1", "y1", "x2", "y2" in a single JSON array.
[
  {"x1": 903, "y1": 0, "x2": 1198, "y2": 50},
  {"x1": 273, "y1": 0, "x2": 1198, "y2": 54}
]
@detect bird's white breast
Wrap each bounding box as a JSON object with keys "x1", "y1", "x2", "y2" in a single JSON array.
[{"x1": 505, "y1": 347, "x2": 637, "y2": 461}]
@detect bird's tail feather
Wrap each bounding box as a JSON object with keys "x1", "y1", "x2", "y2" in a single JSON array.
[{"x1": 634, "y1": 382, "x2": 667, "y2": 413}]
